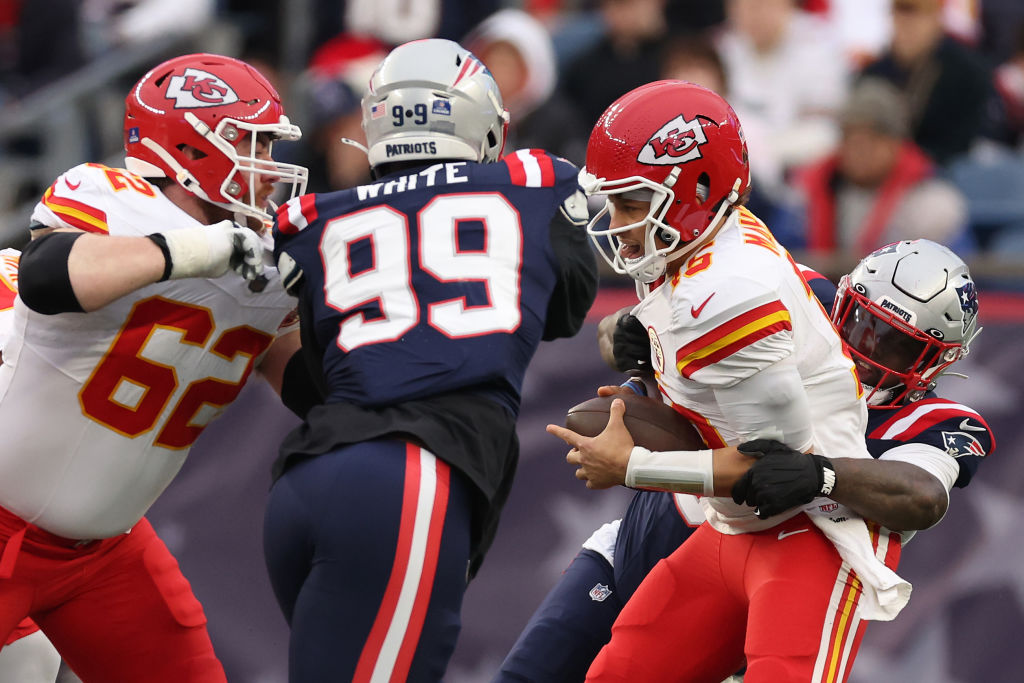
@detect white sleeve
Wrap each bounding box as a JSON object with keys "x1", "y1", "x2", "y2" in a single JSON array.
[
  {"x1": 713, "y1": 353, "x2": 814, "y2": 451},
  {"x1": 878, "y1": 442, "x2": 959, "y2": 494}
]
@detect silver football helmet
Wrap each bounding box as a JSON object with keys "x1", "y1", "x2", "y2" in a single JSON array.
[
  {"x1": 362, "y1": 39, "x2": 509, "y2": 170},
  {"x1": 832, "y1": 239, "x2": 981, "y2": 406}
]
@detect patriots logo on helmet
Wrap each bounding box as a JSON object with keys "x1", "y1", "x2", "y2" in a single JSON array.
[
  {"x1": 165, "y1": 68, "x2": 239, "y2": 108},
  {"x1": 955, "y1": 281, "x2": 979, "y2": 335},
  {"x1": 941, "y1": 431, "x2": 987, "y2": 457},
  {"x1": 637, "y1": 114, "x2": 709, "y2": 165}
]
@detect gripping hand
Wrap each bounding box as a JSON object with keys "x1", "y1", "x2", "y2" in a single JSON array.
[
  {"x1": 151, "y1": 220, "x2": 265, "y2": 281},
  {"x1": 612, "y1": 314, "x2": 650, "y2": 373},
  {"x1": 731, "y1": 439, "x2": 836, "y2": 519}
]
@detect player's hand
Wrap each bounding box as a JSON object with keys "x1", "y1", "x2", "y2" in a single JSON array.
[
  {"x1": 731, "y1": 439, "x2": 836, "y2": 519},
  {"x1": 547, "y1": 398, "x2": 634, "y2": 489},
  {"x1": 156, "y1": 220, "x2": 265, "y2": 281},
  {"x1": 612, "y1": 314, "x2": 650, "y2": 373},
  {"x1": 276, "y1": 251, "x2": 304, "y2": 296}
]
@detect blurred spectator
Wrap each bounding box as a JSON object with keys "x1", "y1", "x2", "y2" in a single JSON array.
[
  {"x1": 994, "y1": 24, "x2": 1024, "y2": 149},
  {"x1": 659, "y1": 34, "x2": 727, "y2": 95},
  {"x1": 791, "y1": 78, "x2": 968, "y2": 256},
  {"x1": 0, "y1": 0, "x2": 84, "y2": 102},
  {"x1": 81, "y1": 0, "x2": 215, "y2": 54},
  {"x1": 309, "y1": 0, "x2": 497, "y2": 58},
  {"x1": 980, "y1": 0, "x2": 1024, "y2": 65},
  {"x1": 299, "y1": 35, "x2": 388, "y2": 192},
  {"x1": 861, "y1": 0, "x2": 994, "y2": 166},
  {"x1": 560, "y1": 0, "x2": 669, "y2": 130},
  {"x1": 465, "y1": 9, "x2": 586, "y2": 163},
  {"x1": 716, "y1": 0, "x2": 849, "y2": 202}
]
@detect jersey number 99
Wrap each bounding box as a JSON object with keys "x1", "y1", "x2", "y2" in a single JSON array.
[{"x1": 320, "y1": 192, "x2": 523, "y2": 351}]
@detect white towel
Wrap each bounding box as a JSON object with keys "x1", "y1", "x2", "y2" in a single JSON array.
[{"x1": 804, "y1": 500, "x2": 911, "y2": 621}]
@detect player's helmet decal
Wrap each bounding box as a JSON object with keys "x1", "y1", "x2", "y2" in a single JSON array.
[
  {"x1": 166, "y1": 68, "x2": 240, "y2": 108},
  {"x1": 637, "y1": 114, "x2": 710, "y2": 165},
  {"x1": 955, "y1": 281, "x2": 979, "y2": 336}
]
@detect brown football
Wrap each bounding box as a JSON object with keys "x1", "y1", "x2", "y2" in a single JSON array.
[{"x1": 565, "y1": 394, "x2": 705, "y2": 452}]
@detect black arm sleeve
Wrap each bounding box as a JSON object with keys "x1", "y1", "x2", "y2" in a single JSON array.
[
  {"x1": 280, "y1": 350, "x2": 325, "y2": 419},
  {"x1": 18, "y1": 231, "x2": 85, "y2": 315},
  {"x1": 296, "y1": 287, "x2": 328, "y2": 400},
  {"x1": 542, "y1": 211, "x2": 598, "y2": 341}
]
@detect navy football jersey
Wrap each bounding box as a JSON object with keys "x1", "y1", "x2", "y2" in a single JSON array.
[
  {"x1": 272, "y1": 152, "x2": 597, "y2": 574},
  {"x1": 275, "y1": 153, "x2": 591, "y2": 415},
  {"x1": 865, "y1": 395, "x2": 994, "y2": 488}
]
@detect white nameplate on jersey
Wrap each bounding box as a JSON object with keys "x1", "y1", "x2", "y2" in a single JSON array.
[{"x1": 356, "y1": 162, "x2": 469, "y2": 201}]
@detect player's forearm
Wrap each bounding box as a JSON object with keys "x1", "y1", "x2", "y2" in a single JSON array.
[
  {"x1": 827, "y1": 458, "x2": 948, "y2": 531},
  {"x1": 67, "y1": 234, "x2": 167, "y2": 310},
  {"x1": 625, "y1": 445, "x2": 755, "y2": 496}
]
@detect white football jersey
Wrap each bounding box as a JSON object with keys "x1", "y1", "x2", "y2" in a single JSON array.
[
  {"x1": 0, "y1": 248, "x2": 19, "y2": 354},
  {"x1": 0, "y1": 163, "x2": 294, "y2": 539},
  {"x1": 634, "y1": 208, "x2": 869, "y2": 533}
]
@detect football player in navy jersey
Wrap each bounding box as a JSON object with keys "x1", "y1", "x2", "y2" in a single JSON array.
[
  {"x1": 264, "y1": 39, "x2": 598, "y2": 683},
  {"x1": 496, "y1": 239, "x2": 992, "y2": 683}
]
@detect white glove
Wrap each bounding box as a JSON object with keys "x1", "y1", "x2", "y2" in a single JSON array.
[
  {"x1": 276, "y1": 251, "x2": 304, "y2": 296},
  {"x1": 153, "y1": 220, "x2": 265, "y2": 281}
]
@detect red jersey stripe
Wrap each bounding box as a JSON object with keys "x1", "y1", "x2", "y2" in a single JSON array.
[
  {"x1": 675, "y1": 300, "x2": 790, "y2": 363},
  {"x1": 679, "y1": 320, "x2": 793, "y2": 378},
  {"x1": 505, "y1": 152, "x2": 527, "y2": 186},
  {"x1": 529, "y1": 149, "x2": 555, "y2": 187}
]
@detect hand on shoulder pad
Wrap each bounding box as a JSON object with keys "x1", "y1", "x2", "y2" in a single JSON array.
[{"x1": 612, "y1": 313, "x2": 650, "y2": 373}]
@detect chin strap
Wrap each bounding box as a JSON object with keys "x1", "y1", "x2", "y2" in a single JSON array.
[{"x1": 339, "y1": 137, "x2": 369, "y2": 155}]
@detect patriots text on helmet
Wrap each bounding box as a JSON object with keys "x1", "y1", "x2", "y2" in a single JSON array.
[
  {"x1": 385, "y1": 141, "x2": 438, "y2": 158},
  {"x1": 878, "y1": 296, "x2": 915, "y2": 325}
]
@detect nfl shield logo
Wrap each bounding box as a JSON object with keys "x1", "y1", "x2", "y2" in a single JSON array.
[
  {"x1": 589, "y1": 583, "x2": 613, "y2": 602},
  {"x1": 432, "y1": 99, "x2": 451, "y2": 116},
  {"x1": 128, "y1": 127, "x2": 140, "y2": 144}
]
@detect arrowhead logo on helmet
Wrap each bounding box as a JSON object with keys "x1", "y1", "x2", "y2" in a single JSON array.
[
  {"x1": 165, "y1": 68, "x2": 239, "y2": 108},
  {"x1": 637, "y1": 114, "x2": 709, "y2": 165}
]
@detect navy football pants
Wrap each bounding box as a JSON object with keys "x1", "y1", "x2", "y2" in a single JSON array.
[
  {"x1": 495, "y1": 490, "x2": 696, "y2": 683},
  {"x1": 264, "y1": 440, "x2": 472, "y2": 683}
]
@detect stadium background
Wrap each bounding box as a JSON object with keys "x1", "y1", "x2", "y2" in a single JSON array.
[{"x1": 1, "y1": 1, "x2": 1021, "y2": 682}]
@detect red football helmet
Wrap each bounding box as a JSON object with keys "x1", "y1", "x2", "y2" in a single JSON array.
[
  {"x1": 582, "y1": 80, "x2": 750, "y2": 282},
  {"x1": 124, "y1": 53, "x2": 308, "y2": 222}
]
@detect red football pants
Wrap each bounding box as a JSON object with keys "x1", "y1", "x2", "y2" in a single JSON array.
[
  {"x1": 587, "y1": 513, "x2": 901, "y2": 683},
  {"x1": 0, "y1": 506, "x2": 226, "y2": 683}
]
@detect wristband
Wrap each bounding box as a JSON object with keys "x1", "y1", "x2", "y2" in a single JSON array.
[
  {"x1": 818, "y1": 456, "x2": 836, "y2": 496},
  {"x1": 625, "y1": 446, "x2": 714, "y2": 496},
  {"x1": 147, "y1": 233, "x2": 174, "y2": 282}
]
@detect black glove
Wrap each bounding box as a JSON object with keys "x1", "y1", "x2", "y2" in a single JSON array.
[
  {"x1": 612, "y1": 314, "x2": 650, "y2": 373},
  {"x1": 731, "y1": 439, "x2": 836, "y2": 519}
]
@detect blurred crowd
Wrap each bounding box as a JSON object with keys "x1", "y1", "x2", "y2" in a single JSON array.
[{"x1": 3, "y1": 0, "x2": 1024, "y2": 261}]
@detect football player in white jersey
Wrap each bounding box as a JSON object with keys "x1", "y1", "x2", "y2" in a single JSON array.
[
  {"x1": 502, "y1": 244, "x2": 989, "y2": 683},
  {"x1": 0, "y1": 249, "x2": 61, "y2": 683},
  {"x1": 547, "y1": 81, "x2": 909, "y2": 682},
  {"x1": 0, "y1": 53, "x2": 308, "y2": 683}
]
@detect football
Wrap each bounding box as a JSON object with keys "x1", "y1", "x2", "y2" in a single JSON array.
[{"x1": 565, "y1": 393, "x2": 705, "y2": 452}]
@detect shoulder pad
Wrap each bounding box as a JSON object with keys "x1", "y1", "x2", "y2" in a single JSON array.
[
  {"x1": 0, "y1": 248, "x2": 18, "y2": 311},
  {"x1": 274, "y1": 194, "x2": 320, "y2": 238},
  {"x1": 501, "y1": 149, "x2": 578, "y2": 191},
  {"x1": 31, "y1": 163, "x2": 157, "y2": 234},
  {"x1": 868, "y1": 398, "x2": 995, "y2": 458}
]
